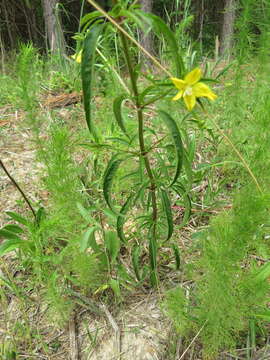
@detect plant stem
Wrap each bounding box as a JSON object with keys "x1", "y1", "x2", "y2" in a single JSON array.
[
  {"x1": 120, "y1": 32, "x2": 158, "y2": 282},
  {"x1": 0, "y1": 159, "x2": 36, "y2": 219}
]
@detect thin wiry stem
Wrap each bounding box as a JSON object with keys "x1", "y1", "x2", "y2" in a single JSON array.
[
  {"x1": 209, "y1": 116, "x2": 263, "y2": 194},
  {"x1": 0, "y1": 159, "x2": 36, "y2": 219}
]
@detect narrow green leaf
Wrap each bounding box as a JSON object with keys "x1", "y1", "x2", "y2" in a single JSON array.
[
  {"x1": 172, "y1": 243, "x2": 181, "y2": 270},
  {"x1": 0, "y1": 229, "x2": 22, "y2": 241},
  {"x1": 103, "y1": 157, "x2": 122, "y2": 214},
  {"x1": 6, "y1": 211, "x2": 29, "y2": 226},
  {"x1": 105, "y1": 231, "x2": 120, "y2": 263},
  {"x1": 136, "y1": 11, "x2": 185, "y2": 77},
  {"x1": 35, "y1": 207, "x2": 45, "y2": 226},
  {"x1": 254, "y1": 310, "x2": 270, "y2": 321},
  {"x1": 132, "y1": 245, "x2": 141, "y2": 281},
  {"x1": 172, "y1": 184, "x2": 191, "y2": 229},
  {"x1": 113, "y1": 95, "x2": 130, "y2": 138},
  {"x1": 80, "y1": 226, "x2": 100, "y2": 252},
  {"x1": 2, "y1": 224, "x2": 23, "y2": 234},
  {"x1": 159, "y1": 110, "x2": 184, "y2": 185},
  {"x1": 82, "y1": 23, "x2": 104, "y2": 138},
  {"x1": 160, "y1": 189, "x2": 173, "y2": 242},
  {"x1": 149, "y1": 237, "x2": 157, "y2": 270},
  {"x1": 109, "y1": 278, "x2": 122, "y2": 299},
  {"x1": 117, "y1": 194, "x2": 134, "y2": 243},
  {"x1": 254, "y1": 262, "x2": 270, "y2": 282},
  {"x1": 80, "y1": 11, "x2": 102, "y2": 27},
  {"x1": 0, "y1": 239, "x2": 23, "y2": 256},
  {"x1": 77, "y1": 202, "x2": 92, "y2": 223}
]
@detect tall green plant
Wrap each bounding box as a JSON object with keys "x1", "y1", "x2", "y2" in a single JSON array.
[{"x1": 76, "y1": 0, "x2": 218, "y2": 287}]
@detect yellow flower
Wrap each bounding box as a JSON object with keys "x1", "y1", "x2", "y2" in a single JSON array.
[
  {"x1": 171, "y1": 68, "x2": 217, "y2": 111},
  {"x1": 71, "y1": 50, "x2": 82, "y2": 63}
]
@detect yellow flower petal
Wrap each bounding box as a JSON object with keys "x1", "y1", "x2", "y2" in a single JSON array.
[
  {"x1": 184, "y1": 68, "x2": 202, "y2": 85},
  {"x1": 193, "y1": 82, "x2": 217, "y2": 100},
  {"x1": 71, "y1": 50, "x2": 82, "y2": 63},
  {"x1": 171, "y1": 77, "x2": 186, "y2": 90},
  {"x1": 183, "y1": 94, "x2": 196, "y2": 111},
  {"x1": 172, "y1": 90, "x2": 184, "y2": 101}
]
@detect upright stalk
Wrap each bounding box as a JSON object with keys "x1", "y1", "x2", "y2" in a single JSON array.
[
  {"x1": 0, "y1": 159, "x2": 36, "y2": 219},
  {"x1": 120, "y1": 32, "x2": 158, "y2": 284}
]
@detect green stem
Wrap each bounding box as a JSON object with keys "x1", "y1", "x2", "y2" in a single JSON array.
[
  {"x1": 0, "y1": 159, "x2": 36, "y2": 220},
  {"x1": 120, "y1": 32, "x2": 158, "y2": 282}
]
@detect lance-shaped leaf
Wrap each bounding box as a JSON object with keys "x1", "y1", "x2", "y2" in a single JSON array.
[
  {"x1": 113, "y1": 95, "x2": 130, "y2": 138},
  {"x1": 172, "y1": 243, "x2": 181, "y2": 270},
  {"x1": 103, "y1": 157, "x2": 123, "y2": 214},
  {"x1": 80, "y1": 226, "x2": 100, "y2": 252},
  {"x1": 0, "y1": 229, "x2": 22, "y2": 241},
  {"x1": 149, "y1": 236, "x2": 157, "y2": 270},
  {"x1": 160, "y1": 188, "x2": 173, "y2": 242},
  {"x1": 135, "y1": 11, "x2": 185, "y2": 77},
  {"x1": 132, "y1": 245, "x2": 142, "y2": 281},
  {"x1": 159, "y1": 110, "x2": 184, "y2": 186},
  {"x1": 6, "y1": 211, "x2": 29, "y2": 226},
  {"x1": 80, "y1": 11, "x2": 102, "y2": 29},
  {"x1": 0, "y1": 239, "x2": 23, "y2": 256},
  {"x1": 82, "y1": 23, "x2": 104, "y2": 138},
  {"x1": 117, "y1": 194, "x2": 134, "y2": 243},
  {"x1": 105, "y1": 231, "x2": 120, "y2": 264},
  {"x1": 172, "y1": 184, "x2": 191, "y2": 229}
]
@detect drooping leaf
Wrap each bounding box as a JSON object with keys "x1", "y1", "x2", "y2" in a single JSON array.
[
  {"x1": 117, "y1": 194, "x2": 134, "y2": 243},
  {"x1": 6, "y1": 211, "x2": 29, "y2": 226},
  {"x1": 77, "y1": 202, "x2": 93, "y2": 223},
  {"x1": 105, "y1": 231, "x2": 120, "y2": 263},
  {"x1": 132, "y1": 245, "x2": 142, "y2": 281},
  {"x1": 160, "y1": 189, "x2": 173, "y2": 242},
  {"x1": 1, "y1": 224, "x2": 23, "y2": 234},
  {"x1": 149, "y1": 237, "x2": 157, "y2": 271},
  {"x1": 103, "y1": 157, "x2": 123, "y2": 214},
  {"x1": 80, "y1": 226, "x2": 100, "y2": 252},
  {"x1": 159, "y1": 110, "x2": 184, "y2": 186},
  {"x1": 135, "y1": 11, "x2": 185, "y2": 77},
  {"x1": 80, "y1": 11, "x2": 102, "y2": 28},
  {"x1": 113, "y1": 94, "x2": 130, "y2": 138},
  {"x1": 0, "y1": 239, "x2": 23, "y2": 256},
  {"x1": 82, "y1": 23, "x2": 104, "y2": 138},
  {"x1": 0, "y1": 229, "x2": 22, "y2": 241},
  {"x1": 109, "y1": 278, "x2": 122, "y2": 299},
  {"x1": 172, "y1": 243, "x2": 181, "y2": 270}
]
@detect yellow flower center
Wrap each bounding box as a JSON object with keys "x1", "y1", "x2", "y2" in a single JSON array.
[{"x1": 184, "y1": 86, "x2": 193, "y2": 96}]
